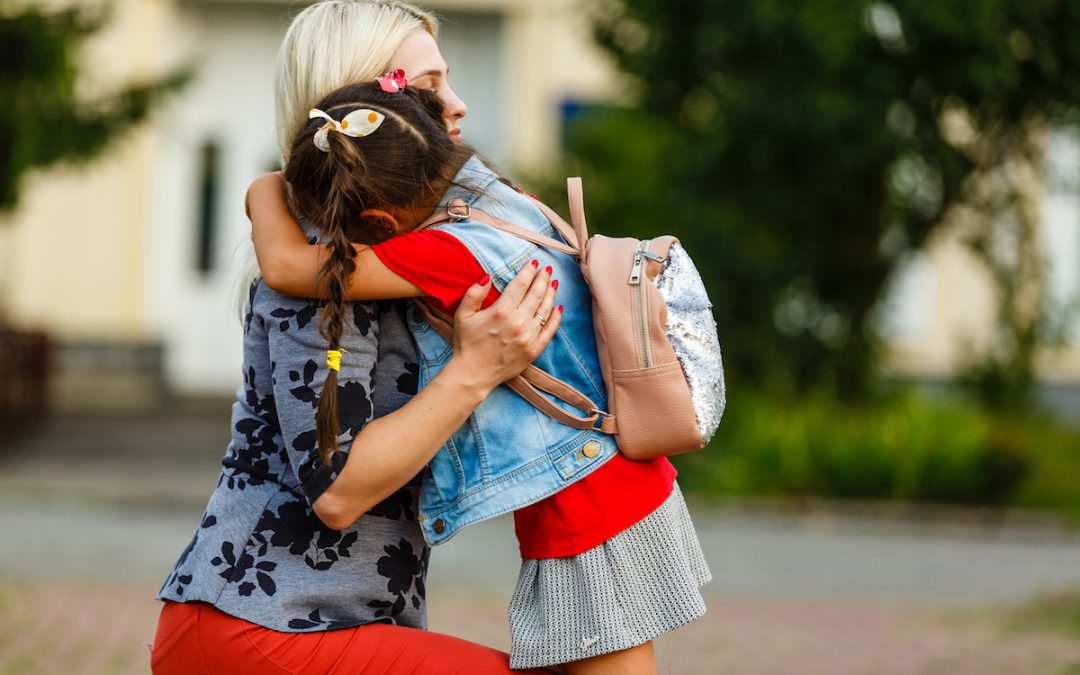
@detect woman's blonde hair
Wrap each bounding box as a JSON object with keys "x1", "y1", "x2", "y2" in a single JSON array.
[
  {"x1": 275, "y1": 0, "x2": 438, "y2": 162},
  {"x1": 236, "y1": 0, "x2": 438, "y2": 320}
]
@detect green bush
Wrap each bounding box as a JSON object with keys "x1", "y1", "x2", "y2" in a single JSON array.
[
  {"x1": 1011, "y1": 589, "x2": 1080, "y2": 638},
  {"x1": 673, "y1": 389, "x2": 1080, "y2": 511}
]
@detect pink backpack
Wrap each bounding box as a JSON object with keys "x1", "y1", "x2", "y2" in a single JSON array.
[{"x1": 419, "y1": 178, "x2": 725, "y2": 460}]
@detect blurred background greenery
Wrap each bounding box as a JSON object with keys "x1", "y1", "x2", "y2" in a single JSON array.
[{"x1": 541, "y1": 0, "x2": 1080, "y2": 517}]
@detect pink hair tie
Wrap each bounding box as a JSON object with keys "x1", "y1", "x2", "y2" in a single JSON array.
[{"x1": 377, "y1": 68, "x2": 408, "y2": 93}]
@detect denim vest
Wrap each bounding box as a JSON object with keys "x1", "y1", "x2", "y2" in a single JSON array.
[{"x1": 408, "y1": 156, "x2": 619, "y2": 545}]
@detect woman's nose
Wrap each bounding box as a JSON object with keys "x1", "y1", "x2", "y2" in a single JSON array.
[{"x1": 442, "y1": 85, "x2": 468, "y2": 121}]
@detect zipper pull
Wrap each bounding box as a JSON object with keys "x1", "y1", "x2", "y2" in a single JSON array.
[{"x1": 628, "y1": 252, "x2": 644, "y2": 285}]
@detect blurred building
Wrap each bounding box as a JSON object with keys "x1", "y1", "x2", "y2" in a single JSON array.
[
  {"x1": 879, "y1": 129, "x2": 1080, "y2": 416},
  {"x1": 0, "y1": 0, "x2": 616, "y2": 407},
  {"x1": 1, "y1": 0, "x2": 1079, "y2": 411}
]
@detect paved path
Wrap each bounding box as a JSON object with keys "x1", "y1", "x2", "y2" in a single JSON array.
[{"x1": 2, "y1": 404, "x2": 1080, "y2": 673}]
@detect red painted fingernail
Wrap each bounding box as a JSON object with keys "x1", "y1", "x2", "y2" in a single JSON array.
[
  {"x1": 530, "y1": 193, "x2": 538, "y2": 199},
  {"x1": 552, "y1": 279, "x2": 559, "y2": 289},
  {"x1": 531, "y1": 259, "x2": 539, "y2": 267},
  {"x1": 544, "y1": 266, "x2": 553, "y2": 275},
  {"x1": 557, "y1": 304, "x2": 564, "y2": 313},
  {"x1": 478, "y1": 273, "x2": 490, "y2": 285}
]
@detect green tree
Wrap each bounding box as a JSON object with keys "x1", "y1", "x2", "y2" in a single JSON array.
[
  {"x1": 0, "y1": 6, "x2": 189, "y2": 211},
  {"x1": 565, "y1": 0, "x2": 1080, "y2": 402}
]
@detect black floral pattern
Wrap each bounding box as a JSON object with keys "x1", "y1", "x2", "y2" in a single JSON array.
[
  {"x1": 396, "y1": 362, "x2": 419, "y2": 395},
  {"x1": 253, "y1": 499, "x2": 360, "y2": 572},
  {"x1": 286, "y1": 360, "x2": 373, "y2": 428},
  {"x1": 222, "y1": 366, "x2": 283, "y2": 490},
  {"x1": 287, "y1": 608, "x2": 364, "y2": 631},
  {"x1": 243, "y1": 282, "x2": 259, "y2": 334},
  {"x1": 242, "y1": 365, "x2": 278, "y2": 423},
  {"x1": 353, "y1": 303, "x2": 377, "y2": 336},
  {"x1": 211, "y1": 541, "x2": 278, "y2": 597},
  {"x1": 164, "y1": 513, "x2": 218, "y2": 596},
  {"x1": 286, "y1": 359, "x2": 373, "y2": 472},
  {"x1": 368, "y1": 538, "x2": 428, "y2": 620},
  {"x1": 287, "y1": 360, "x2": 320, "y2": 406},
  {"x1": 270, "y1": 303, "x2": 318, "y2": 332},
  {"x1": 157, "y1": 279, "x2": 428, "y2": 633},
  {"x1": 367, "y1": 487, "x2": 416, "y2": 521}
]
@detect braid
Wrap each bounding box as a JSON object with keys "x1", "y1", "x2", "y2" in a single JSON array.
[
  {"x1": 283, "y1": 81, "x2": 477, "y2": 466},
  {"x1": 313, "y1": 133, "x2": 362, "y2": 467}
]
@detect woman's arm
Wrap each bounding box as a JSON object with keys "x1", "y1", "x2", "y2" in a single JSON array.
[
  {"x1": 246, "y1": 172, "x2": 422, "y2": 300},
  {"x1": 312, "y1": 260, "x2": 561, "y2": 529}
]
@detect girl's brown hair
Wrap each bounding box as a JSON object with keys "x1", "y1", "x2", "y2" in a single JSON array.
[{"x1": 284, "y1": 82, "x2": 472, "y2": 465}]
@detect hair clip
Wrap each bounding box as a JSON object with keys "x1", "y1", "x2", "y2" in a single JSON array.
[
  {"x1": 376, "y1": 68, "x2": 408, "y2": 93},
  {"x1": 309, "y1": 108, "x2": 386, "y2": 151}
]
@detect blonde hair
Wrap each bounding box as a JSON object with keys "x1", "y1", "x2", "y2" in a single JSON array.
[
  {"x1": 275, "y1": 0, "x2": 438, "y2": 162},
  {"x1": 237, "y1": 1, "x2": 438, "y2": 319}
]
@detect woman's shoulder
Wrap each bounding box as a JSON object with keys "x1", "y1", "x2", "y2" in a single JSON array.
[{"x1": 251, "y1": 279, "x2": 320, "y2": 325}]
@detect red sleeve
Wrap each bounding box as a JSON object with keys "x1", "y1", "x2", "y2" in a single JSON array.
[{"x1": 372, "y1": 229, "x2": 500, "y2": 314}]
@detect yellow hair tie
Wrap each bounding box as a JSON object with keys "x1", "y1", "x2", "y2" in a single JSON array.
[{"x1": 326, "y1": 349, "x2": 346, "y2": 372}]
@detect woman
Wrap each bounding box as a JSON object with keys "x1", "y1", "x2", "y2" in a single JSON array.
[{"x1": 150, "y1": 2, "x2": 558, "y2": 673}]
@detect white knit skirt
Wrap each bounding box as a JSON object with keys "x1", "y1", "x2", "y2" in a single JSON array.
[{"x1": 507, "y1": 482, "x2": 711, "y2": 669}]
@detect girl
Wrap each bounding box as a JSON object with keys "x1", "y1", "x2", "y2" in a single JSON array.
[{"x1": 247, "y1": 79, "x2": 712, "y2": 673}]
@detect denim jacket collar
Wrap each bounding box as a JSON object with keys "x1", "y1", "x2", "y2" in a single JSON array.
[{"x1": 440, "y1": 155, "x2": 500, "y2": 208}]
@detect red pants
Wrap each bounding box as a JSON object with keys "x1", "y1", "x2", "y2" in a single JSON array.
[{"x1": 151, "y1": 601, "x2": 551, "y2": 675}]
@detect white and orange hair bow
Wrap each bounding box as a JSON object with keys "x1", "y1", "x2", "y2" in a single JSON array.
[{"x1": 309, "y1": 107, "x2": 386, "y2": 152}]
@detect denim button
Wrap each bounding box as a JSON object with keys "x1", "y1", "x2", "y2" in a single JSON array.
[
  {"x1": 433, "y1": 519, "x2": 445, "y2": 534},
  {"x1": 582, "y1": 441, "x2": 600, "y2": 458}
]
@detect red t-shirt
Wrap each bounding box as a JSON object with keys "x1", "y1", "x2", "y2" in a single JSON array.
[{"x1": 373, "y1": 229, "x2": 677, "y2": 559}]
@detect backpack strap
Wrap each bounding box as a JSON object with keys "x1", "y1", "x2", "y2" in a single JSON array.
[
  {"x1": 413, "y1": 301, "x2": 617, "y2": 435},
  {"x1": 566, "y1": 177, "x2": 590, "y2": 252},
  {"x1": 509, "y1": 365, "x2": 618, "y2": 434},
  {"x1": 418, "y1": 199, "x2": 583, "y2": 258},
  {"x1": 476, "y1": 211, "x2": 578, "y2": 257}
]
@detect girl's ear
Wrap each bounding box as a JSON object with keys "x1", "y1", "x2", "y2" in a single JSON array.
[{"x1": 359, "y1": 208, "x2": 402, "y2": 234}]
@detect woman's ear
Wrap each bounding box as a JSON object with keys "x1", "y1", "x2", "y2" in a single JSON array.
[{"x1": 359, "y1": 208, "x2": 402, "y2": 234}]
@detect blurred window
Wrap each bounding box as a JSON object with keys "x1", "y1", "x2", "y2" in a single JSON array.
[{"x1": 196, "y1": 140, "x2": 221, "y2": 275}]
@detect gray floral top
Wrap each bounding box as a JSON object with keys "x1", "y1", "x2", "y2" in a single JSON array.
[{"x1": 156, "y1": 280, "x2": 429, "y2": 632}]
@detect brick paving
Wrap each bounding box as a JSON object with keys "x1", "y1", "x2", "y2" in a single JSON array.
[
  {"x1": 1, "y1": 583, "x2": 1079, "y2": 674},
  {"x1": 424, "y1": 589, "x2": 1080, "y2": 675}
]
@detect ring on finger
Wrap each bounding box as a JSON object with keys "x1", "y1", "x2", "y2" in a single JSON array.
[{"x1": 533, "y1": 312, "x2": 548, "y2": 327}]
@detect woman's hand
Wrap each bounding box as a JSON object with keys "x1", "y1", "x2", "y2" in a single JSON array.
[
  {"x1": 315, "y1": 262, "x2": 561, "y2": 530},
  {"x1": 443, "y1": 261, "x2": 561, "y2": 398}
]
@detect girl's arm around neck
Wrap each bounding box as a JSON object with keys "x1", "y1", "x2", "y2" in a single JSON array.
[
  {"x1": 311, "y1": 262, "x2": 562, "y2": 529},
  {"x1": 246, "y1": 172, "x2": 423, "y2": 301}
]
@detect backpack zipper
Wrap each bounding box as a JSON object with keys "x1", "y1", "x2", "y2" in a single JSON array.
[{"x1": 628, "y1": 240, "x2": 665, "y2": 368}]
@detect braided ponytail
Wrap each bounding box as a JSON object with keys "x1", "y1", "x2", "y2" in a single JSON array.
[{"x1": 284, "y1": 82, "x2": 475, "y2": 466}]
